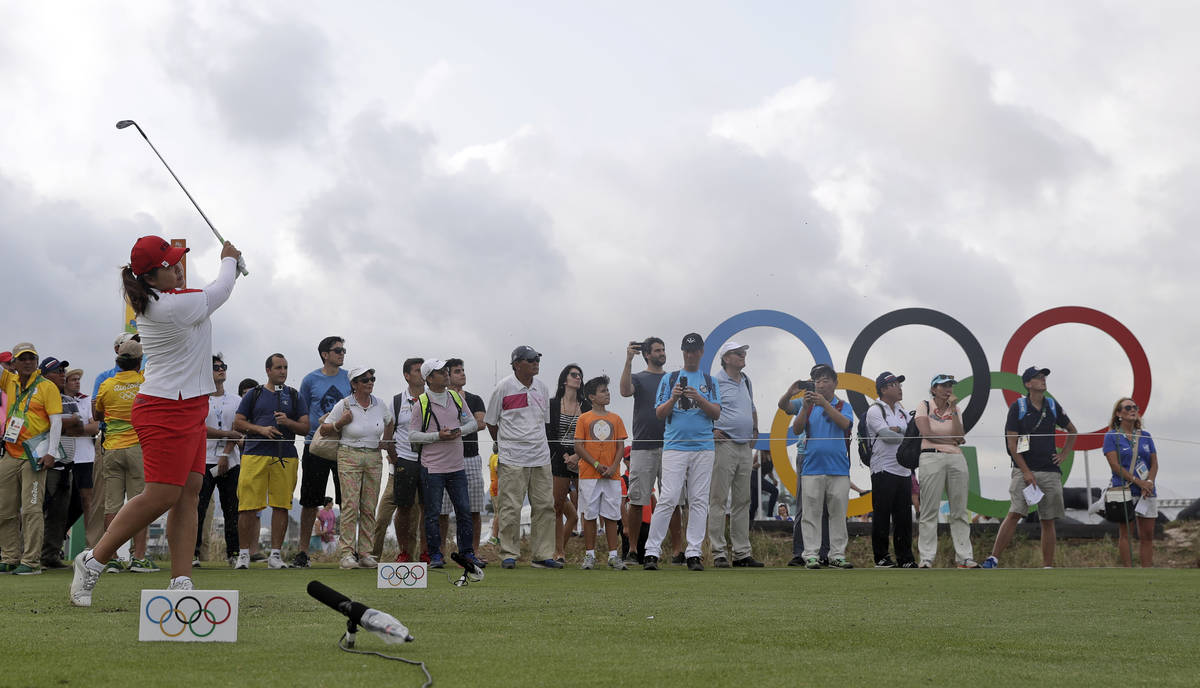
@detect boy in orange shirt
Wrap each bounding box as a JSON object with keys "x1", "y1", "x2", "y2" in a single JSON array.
[{"x1": 573, "y1": 375, "x2": 628, "y2": 570}]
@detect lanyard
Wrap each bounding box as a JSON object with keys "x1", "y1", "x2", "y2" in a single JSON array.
[{"x1": 5, "y1": 374, "x2": 42, "y2": 422}]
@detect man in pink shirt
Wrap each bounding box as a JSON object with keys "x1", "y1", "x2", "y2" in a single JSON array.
[{"x1": 409, "y1": 359, "x2": 484, "y2": 571}]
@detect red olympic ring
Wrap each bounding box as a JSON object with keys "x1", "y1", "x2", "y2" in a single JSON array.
[{"x1": 1000, "y1": 306, "x2": 1151, "y2": 451}]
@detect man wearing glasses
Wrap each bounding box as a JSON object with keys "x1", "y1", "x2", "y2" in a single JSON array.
[
  {"x1": 295, "y1": 336, "x2": 350, "y2": 568},
  {"x1": 983, "y1": 366, "x2": 1078, "y2": 569},
  {"x1": 707, "y1": 341, "x2": 763, "y2": 568},
  {"x1": 233, "y1": 354, "x2": 309, "y2": 570},
  {"x1": 485, "y1": 346, "x2": 561, "y2": 569}
]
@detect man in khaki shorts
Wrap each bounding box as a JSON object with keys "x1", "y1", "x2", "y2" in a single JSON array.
[
  {"x1": 982, "y1": 367, "x2": 1078, "y2": 569},
  {"x1": 95, "y1": 339, "x2": 158, "y2": 573},
  {"x1": 618, "y1": 337, "x2": 684, "y2": 565}
]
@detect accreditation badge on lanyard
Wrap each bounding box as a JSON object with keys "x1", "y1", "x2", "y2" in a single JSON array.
[{"x1": 3, "y1": 379, "x2": 39, "y2": 443}]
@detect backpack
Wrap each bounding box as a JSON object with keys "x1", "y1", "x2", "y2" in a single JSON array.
[
  {"x1": 411, "y1": 390, "x2": 464, "y2": 458},
  {"x1": 895, "y1": 401, "x2": 928, "y2": 470},
  {"x1": 1016, "y1": 396, "x2": 1057, "y2": 423},
  {"x1": 856, "y1": 402, "x2": 886, "y2": 467}
]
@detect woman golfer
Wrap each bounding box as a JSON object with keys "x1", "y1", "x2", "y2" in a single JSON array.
[{"x1": 71, "y1": 236, "x2": 241, "y2": 606}]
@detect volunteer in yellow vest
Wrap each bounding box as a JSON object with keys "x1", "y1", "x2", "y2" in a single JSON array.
[
  {"x1": 0, "y1": 342, "x2": 64, "y2": 575},
  {"x1": 95, "y1": 339, "x2": 159, "y2": 573}
]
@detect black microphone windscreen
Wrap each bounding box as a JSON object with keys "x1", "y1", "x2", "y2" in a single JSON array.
[
  {"x1": 307, "y1": 580, "x2": 351, "y2": 612},
  {"x1": 347, "y1": 601, "x2": 369, "y2": 626}
]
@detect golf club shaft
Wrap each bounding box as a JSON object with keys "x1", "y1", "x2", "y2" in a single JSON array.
[{"x1": 126, "y1": 122, "x2": 249, "y2": 276}]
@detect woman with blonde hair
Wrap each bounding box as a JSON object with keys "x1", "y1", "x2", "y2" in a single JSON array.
[{"x1": 1102, "y1": 397, "x2": 1157, "y2": 567}]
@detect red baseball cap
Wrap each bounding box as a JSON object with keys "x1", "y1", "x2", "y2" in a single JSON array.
[{"x1": 130, "y1": 235, "x2": 188, "y2": 277}]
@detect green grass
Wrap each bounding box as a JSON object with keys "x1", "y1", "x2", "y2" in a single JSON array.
[{"x1": 3, "y1": 561, "x2": 1199, "y2": 687}]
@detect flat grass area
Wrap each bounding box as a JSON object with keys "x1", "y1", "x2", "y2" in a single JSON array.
[{"x1": 3, "y1": 562, "x2": 1199, "y2": 687}]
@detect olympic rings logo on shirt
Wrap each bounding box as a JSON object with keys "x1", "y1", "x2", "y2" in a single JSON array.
[
  {"x1": 700, "y1": 306, "x2": 1152, "y2": 519},
  {"x1": 379, "y1": 564, "x2": 426, "y2": 586},
  {"x1": 144, "y1": 594, "x2": 232, "y2": 638}
]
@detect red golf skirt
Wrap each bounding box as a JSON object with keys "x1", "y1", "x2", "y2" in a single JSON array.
[{"x1": 132, "y1": 394, "x2": 208, "y2": 486}]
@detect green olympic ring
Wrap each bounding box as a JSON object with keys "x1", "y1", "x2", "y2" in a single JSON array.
[{"x1": 955, "y1": 371, "x2": 1073, "y2": 519}]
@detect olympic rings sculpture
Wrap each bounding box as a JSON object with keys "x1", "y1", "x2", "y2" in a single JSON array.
[
  {"x1": 144, "y1": 594, "x2": 232, "y2": 638},
  {"x1": 701, "y1": 306, "x2": 1151, "y2": 519},
  {"x1": 379, "y1": 564, "x2": 426, "y2": 586}
]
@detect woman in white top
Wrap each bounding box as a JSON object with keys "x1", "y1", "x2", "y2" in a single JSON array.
[
  {"x1": 195, "y1": 353, "x2": 244, "y2": 566},
  {"x1": 913, "y1": 374, "x2": 977, "y2": 568},
  {"x1": 320, "y1": 366, "x2": 393, "y2": 569},
  {"x1": 72, "y1": 236, "x2": 241, "y2": 606}
]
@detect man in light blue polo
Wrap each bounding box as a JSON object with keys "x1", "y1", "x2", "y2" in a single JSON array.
[
  {"x1": 791, "y1": 363, "x2": 855, "y2": 569},
  {"x1": 707, "y1": 341, "x2": 763, "y2": 568}
]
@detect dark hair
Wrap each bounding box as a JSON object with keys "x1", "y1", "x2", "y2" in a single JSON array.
[
  {"x1": 317, "y1": 336, "x2": 343, "y2": 357},
  {"x1": 641, "y1": 337, "x2": 664, "y2": 362},
  {"x1": 116, "y1": 354, "x2": 140, "y2": 372},
  {"x1": 237, "y1": 378, "x2": 258, "y2": 396},
  {"x1": 583, "y1": 375, "x2": 610, "y2": 400},
  {"x1": 445, "y1": 358, "x2": 464, "y2": 370},
  {"x1": 555, "y1": 363, "x2": 583, "y2": 400},
  {"x1": 121, "y1": 265, "x2": 160, "y2": 316},
  {"x1": 265, "y1": 353, "x2": 286, "y2": 370},
  {"x1": 403, "y1": 358, "x2": 424, "y2": 376},
  {"x1": 323, "y1": 496, "x2": 333, "y2": 506}
]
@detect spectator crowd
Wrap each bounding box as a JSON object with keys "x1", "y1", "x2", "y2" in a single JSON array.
[{"x1": 0, "y1": 331, "x2": 1162, "y2": 575}]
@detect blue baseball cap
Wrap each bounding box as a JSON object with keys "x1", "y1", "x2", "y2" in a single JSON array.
[
  {"x1": 875, "y1": 371, "x2": 905, "y2": 392},
  {"x1": 38, "y1": 356, "x2": 68, "y2": 374},
  {"x1": 930, "y1": 373, "x2": 956, "y2": 386},
  {"x1": 1021, "y1": 366, "x2": 1050, "y2": 383}
]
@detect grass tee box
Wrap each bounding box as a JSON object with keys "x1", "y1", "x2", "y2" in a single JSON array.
[{"x1": 3, "y1": 566, "x2": 1199, "y2": 687}]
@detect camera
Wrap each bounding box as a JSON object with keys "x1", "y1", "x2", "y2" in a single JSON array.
[{"x1": 796, "y1": 380, "x2": 815, "y2": 393}]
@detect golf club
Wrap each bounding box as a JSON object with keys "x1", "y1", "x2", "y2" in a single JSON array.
[{"x1": 115, "y1": 119, "x2": 249, "y2": 276}]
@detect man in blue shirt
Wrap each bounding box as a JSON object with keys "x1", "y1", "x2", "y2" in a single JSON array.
[
  {"x1": 643, "y1": 333, "x2": 721, "y2": 571},
  {"x1": 233, "y1": 353, "x2": 309, "y2": 570},
  {"x1": 707, "y1": 341, "x2": 763, "y2": 568},
  {"x1": 791, "y1": 364, "x2": 854, "y2": 569},
  {"x1": 294, "y1": 336, "x2": 350, "y2": 568}
]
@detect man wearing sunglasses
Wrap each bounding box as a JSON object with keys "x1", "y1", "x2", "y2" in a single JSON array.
[
  {"x1": 983, "y1": 366, "x2": 1078, "y2": 569},
  {"x1": 233, "y1": 353, "x2": 309, "y2": 570},
  {"x1": 485, "y1": 346, "x2": 561, "y2": 569},
  {"x1": 296, "y1": 336, "x2": 351, "y2": 568}
]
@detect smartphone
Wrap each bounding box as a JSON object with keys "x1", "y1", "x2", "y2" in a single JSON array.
[
  {"x1": 679, "y1": 375, "x2": 689, "y2": 388},
  {"x1": 797, "y1": 380, "x2": 815, "y2": 393},
  {"x1": 629, "y1": 340, "x2": 642, "y2": 352}
]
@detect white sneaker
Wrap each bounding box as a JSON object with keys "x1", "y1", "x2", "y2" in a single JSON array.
[
  {"x1": 919, "y1": 560, "x2": 932, "y2": 569},
  {"x1": 608, "y1": 554, "x2": 627, "y2": 570},
  {"x1": 234, "y1": 552, "x2": 250, "y2": 570},
  {"x1": 580, "y1": 552, "x2": 595, "y2": 570},
  {"x1": 69, "y1": 550, "x2": 101, "y2": 607},
  {"x1": 358, "y1": 554, "x2": 379, "y2": 569},
  {"x1": 267, "y1": 552, "x2": 289, "y2": 569},
  {"x1": 168, "y1": 576, "x2": 195, "y2": 591},
  {"x1": 340, "y1": 554, "x2": 359, "y2": 569}
]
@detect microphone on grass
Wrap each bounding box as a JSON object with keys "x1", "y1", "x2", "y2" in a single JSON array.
[
  {"x1": 307, "y1": 580, "x2": 413, "y2": 644},
  {"x1": 451, "y1": 552, "x2": 484, "y2": 582}
]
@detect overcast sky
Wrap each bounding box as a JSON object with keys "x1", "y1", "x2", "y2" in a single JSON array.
[{"x1": 3, "y1": 1, "x2": 1197, "y2": 502}]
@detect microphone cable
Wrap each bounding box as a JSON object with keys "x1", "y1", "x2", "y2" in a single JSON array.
[{"x1": 335, "y1": 633, "x2": 432, "y2": 687}]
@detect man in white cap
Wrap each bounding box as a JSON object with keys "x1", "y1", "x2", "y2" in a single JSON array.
[
  {"x1": 409, "y1": 359, "x2": 483, "y2": 570},
  {"x1": 707, "y1": 341, "x2": 763, "y2": 568},
  {"x1": 485, "y1": 345, "x2": 561, "y2": 569}
]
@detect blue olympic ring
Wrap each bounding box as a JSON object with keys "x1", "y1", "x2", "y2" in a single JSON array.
[
  {"x1": 379, "y1": 564, "x2": 425, "y2": 585},
  {"x1": 144, "y1": 594, "x2": 231, "y2": 638}
]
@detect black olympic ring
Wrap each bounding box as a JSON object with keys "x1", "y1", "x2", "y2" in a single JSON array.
[
  {"x1": 843, "y1": 307, "x2": 991, "y2": 433},
  {"x1": 144, "y1": 594, "x2": 232, "y2": 638},
  {"x1": 380, "y1": 564, "x2": 425, "y2": 585}
]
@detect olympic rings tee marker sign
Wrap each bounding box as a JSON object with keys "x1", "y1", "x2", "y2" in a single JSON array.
[
  {"x1": 377, "y1": 562, "x2": 428, "y2": 589},
  {"x1": 139, "y1": 590, "x2": 239, "y2": 643}
]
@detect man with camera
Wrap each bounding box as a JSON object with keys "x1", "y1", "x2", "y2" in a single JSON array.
[
  {"x1": 642, "y1": 333, "x2": 721, "y2": 571},
  {"x1": 790, "y1": 364, "x2": 855, "y2": 569},
  {"x1": 620, "y1": 336, "x2": 684, "y2": 564}
]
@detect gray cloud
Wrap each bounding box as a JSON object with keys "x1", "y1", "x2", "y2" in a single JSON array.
[{"x1": 160, "y1": 8, "x2": 332, "y2": 145}]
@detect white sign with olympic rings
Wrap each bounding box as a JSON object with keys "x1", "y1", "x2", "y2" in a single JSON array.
[
  {"x1": 139, "y1": 590, "x2": 239, "y2": 642},
  {"x1": 377, "y1": 562, "x2": 428, "y2": 589}
]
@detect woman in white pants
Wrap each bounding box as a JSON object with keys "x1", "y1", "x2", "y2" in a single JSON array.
[{"x1": 914, "y1": 374, "x2": 978, "y2": 568}]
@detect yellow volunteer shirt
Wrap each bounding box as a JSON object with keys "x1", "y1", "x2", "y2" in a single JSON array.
[
  {"x1": 97, "y1": 370, "x2": 144, "y2": 450},
  {"x1": 1, "y1": 369, "x2": 63, "y2": 458}
]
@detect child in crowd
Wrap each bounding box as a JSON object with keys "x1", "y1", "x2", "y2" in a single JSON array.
[{"x1": 573, "y1": 376, "x2": 628, "y2": 570}]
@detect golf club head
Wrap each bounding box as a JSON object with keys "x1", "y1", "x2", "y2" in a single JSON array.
[
  {"x1": 450, "y1": 552, "x2": 484, "y2": 582},
  {"x1": 115, "y1": 120, "x2": 136, "y2": 129}
]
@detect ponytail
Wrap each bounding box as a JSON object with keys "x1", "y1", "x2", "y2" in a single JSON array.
[{"x1": 121, "y1": 265, "x2": 159, "y2": 315}]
